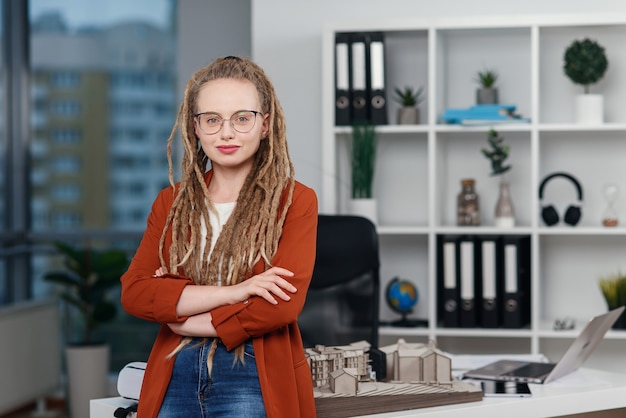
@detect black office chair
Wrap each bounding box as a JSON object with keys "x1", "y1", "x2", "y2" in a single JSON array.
[{"x1": 298, "y1": 214, "x2": 380, "y2": 348}]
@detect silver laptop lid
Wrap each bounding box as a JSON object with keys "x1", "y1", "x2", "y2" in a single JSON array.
[{"x1": 544, "y1": 306, "x2": 624, "y2": 383}]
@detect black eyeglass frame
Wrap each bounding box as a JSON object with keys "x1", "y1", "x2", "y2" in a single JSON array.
[{"x1": 194, "y1": 109, "x2": 262, "y2": 134}]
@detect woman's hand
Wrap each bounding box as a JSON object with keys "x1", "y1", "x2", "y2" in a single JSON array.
[{"x1": 230, "y1": 266, "x2": 297, "y2": 305}]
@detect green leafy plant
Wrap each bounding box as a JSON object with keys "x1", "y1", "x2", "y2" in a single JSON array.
[
  {"x1": 563, "y1": 38, "x2": 609, "y2": 94},
  {"x1": 393, "y1": 85, "x2": 424, "y2": 107},
  {"x1": 350, "y1": 121, "x2": 377, "y2": 199},
  {"x1": 481, "y1": 129, "x2": 511, "y2": 176},
  {"x1": 44, "y1": 241, "x2": 129, "y2": 344},
  {"x1": 474, "y1": 68, "x2": 499, "y2": 88},
  {"x1": 599, "y1": 272, "x2": 626, "y2": 310}
]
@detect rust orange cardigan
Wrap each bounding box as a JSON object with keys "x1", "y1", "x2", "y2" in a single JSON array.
[{"x1": 121, "y1": 171, "x2": 318, "y2": 418}]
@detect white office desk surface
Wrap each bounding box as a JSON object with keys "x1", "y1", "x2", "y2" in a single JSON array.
[
  {"x1": 91, "y1": 368, "x2": 626, "y2": 418},
  {"x1": 353, "y1": 368, "x2": 626, "y2": 418}
]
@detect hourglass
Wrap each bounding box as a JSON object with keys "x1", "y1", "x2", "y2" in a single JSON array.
[{"x1": 602, "y1": 183, "x2": 619, "y2": 227}]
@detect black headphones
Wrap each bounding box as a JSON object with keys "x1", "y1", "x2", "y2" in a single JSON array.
[{"x1": 538, "y1": 172, "x2": 583, "y2": 226}]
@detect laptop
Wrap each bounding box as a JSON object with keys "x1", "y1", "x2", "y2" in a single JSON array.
[{"x1": 463, "y1": 306, "x2": 625, "y2": 384}]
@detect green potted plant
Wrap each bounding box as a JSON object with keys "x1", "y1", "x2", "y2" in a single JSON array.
[
  {"x1": 563, "y1": 38, "x2": 609, "y2": 124},
  {"x1": 474, "y1": 68, "x2": 499, "y2": 104},
  {"x1": 349, "y1": 121, "x2": 378, "y2": 225},
  {"x1": 44, "y1": 241, "x2": 129, "y2": 344},
  {"x1": 44, "y1": 241, "x2": 129, "y2": 418},
  {"x1": 393, "y1": 85, "x2": 424, "y2": 124},
  {"x1": 481, "y1": 129, "x2": 514, "y2": 227},
  {"x1": 599, "y1": 271, "x2": 626, "y2": 329}
]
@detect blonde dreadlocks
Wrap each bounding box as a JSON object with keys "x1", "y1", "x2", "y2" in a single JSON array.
[{"x1": 160, "y1": 56, "x2": 295, "y2": 366}]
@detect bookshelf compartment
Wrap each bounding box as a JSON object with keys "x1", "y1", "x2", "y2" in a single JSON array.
[
  {"x1": 539, "y1": 24, "x2": 626, "y2": 124},
  {"x1": 378, "y1": 234, "x2": 429, "y2": 324},
  {"x1": 538, "y1": 235, "x2": 626, "y2": 323},
  {"x1": 434, "y1": 27, "x2": 532, "y2": 119},
  {"x1": 435, "y1": 130, "x2": 532, "y2": 228}
]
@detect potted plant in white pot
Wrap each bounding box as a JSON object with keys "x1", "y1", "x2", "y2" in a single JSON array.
[
  {"x1": 349, "y1": 121, "x2": 378, "y2": 225},
  {"x1": 393, "y1": 85, "x2": 424, "y2": 124},
  {"x1": 44, "y1": 241, "x2": 129, "y2": 418},
  {"x1": 474, "y1": 68, "x2": 499, "y2": 104},
  {"x1": 481, "y1": 129, "x2": 514, "y2": 227},
  {"x1": 563, "y1": 38, "x2": 609, "y2": 124}
]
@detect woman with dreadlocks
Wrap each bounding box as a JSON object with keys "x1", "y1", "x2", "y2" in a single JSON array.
[{"x1": 121, "y1": 56, "x2": 318, "y2": 418}]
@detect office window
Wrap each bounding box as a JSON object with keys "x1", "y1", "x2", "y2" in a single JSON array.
[
  {"x1": 23, "y1": 0, "x2": 177, "y2": 370},
  {"x1": 51, "y1": 156, "x2": 80, "y2": 173},
  {"x1": 127, "y1": 182, "x2": 146, "y2": 195},
  {"x1": 110, "y1": 101, "x2": 143, "y2": 117},
  {"x1": 30, "y1": 0, "x2": 177, "y2": 233},
  {"x1": 51, "y1": 128, "x2": 81, "y2": 146},
  {"x1": 126, "y1": 128, "x2": 148, "y2": 142},
  {"x1": 50, "y1": 71, "x2": 79, "y2": 88},
  {"x1": 51, "y1": 211, "x2": 81, "y2": 228},
  {"x1": 51, "y1": 184, "x2": 81, "y2": 202},
  {"x1": 50, "y1": 100, "x2": 80, "y2": 117}
]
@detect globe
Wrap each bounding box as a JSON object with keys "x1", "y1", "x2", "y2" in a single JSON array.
[
  {"x1": 385, "y1": 277, "x2": 425, "y2": 327},
  {"x1": 386, "y1": 277, "x2": 418, "y2": 314}
]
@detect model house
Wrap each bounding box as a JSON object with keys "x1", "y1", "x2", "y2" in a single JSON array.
[{"x1": 307, "y1": 339, "x2": 451, "y2": 393}]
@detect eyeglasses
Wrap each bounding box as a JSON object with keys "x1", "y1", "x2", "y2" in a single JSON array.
[{"x1": 194, "y1": 110, "x2": 261, "y2": 135}]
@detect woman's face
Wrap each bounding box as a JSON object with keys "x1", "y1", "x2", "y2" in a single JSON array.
[{"x1": 194, "y1": 78, "x2": 268, "y2": 173}]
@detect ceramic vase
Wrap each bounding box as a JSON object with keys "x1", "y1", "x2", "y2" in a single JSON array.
[{"x1": 494, "y1": 180, "x2": 515, "y2": 228}]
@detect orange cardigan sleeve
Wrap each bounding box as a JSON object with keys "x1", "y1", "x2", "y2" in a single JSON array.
[
  {"x1": 211, "y1": 183, "x2": 318, "y2": 350},
  {"x1": 120, "y1": 185, "x2": 192, "y2": 324}
]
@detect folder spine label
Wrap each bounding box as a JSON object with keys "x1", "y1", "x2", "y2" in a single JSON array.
[
  {"x1": 504, "y1": 244, "x2": 518, "y2": 294},
  {"x1": 334, "y1": 33, "x2": 352, "y2": 126},
  {"x1": 438, "y1": 235, "x2": 460, "y2": 328},
  {"x1": 459, "y1": 238, "x2": 477, "y2": 327}
]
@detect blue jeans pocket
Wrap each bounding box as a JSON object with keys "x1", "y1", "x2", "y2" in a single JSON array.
[{"x1": 243, "y1": 340, "x2": 256, "y2": 359}]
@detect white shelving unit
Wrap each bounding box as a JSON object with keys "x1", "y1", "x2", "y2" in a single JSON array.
[{"x1": 321, "y1": 14, "x2": 626, "y2": 372}]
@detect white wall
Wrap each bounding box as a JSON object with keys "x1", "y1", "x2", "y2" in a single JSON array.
[
  {"x1": 251, "y1": 0, "x2": 626, "y2": 210},
  {"x1": 178, "y1": 0, "x2": 250, "y2": 95},
  {"x1": 177, "y1": 0, "x2": 251, "y2": 172}
]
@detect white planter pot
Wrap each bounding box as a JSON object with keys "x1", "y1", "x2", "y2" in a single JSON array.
[
  {"x1": 575, "y1": 94, "x2": 603, "y2": 124},
  {"x1": 348, "y1": 198, "x2": 378, "y2": 226},
  {"x1": 66, "y1": 344, "x2": 110, "y2": 418}
]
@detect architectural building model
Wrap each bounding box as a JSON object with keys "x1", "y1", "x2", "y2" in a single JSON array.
[{"x1": 306, "y1": 339, "x2": 482, "y2": 417}]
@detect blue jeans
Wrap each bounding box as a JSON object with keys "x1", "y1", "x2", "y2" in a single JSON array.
[{"x1": 157, "y1": 338, "x2": 266, "y2": 417}]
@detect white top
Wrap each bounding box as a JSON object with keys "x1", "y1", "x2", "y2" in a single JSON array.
[{"x1": 200, "y1": 201, "x2": 236, "y2": 284}]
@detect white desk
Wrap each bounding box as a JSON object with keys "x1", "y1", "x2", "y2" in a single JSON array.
[{"x1": 91, "y1": 368, "x2": 626, "y2": 418}]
